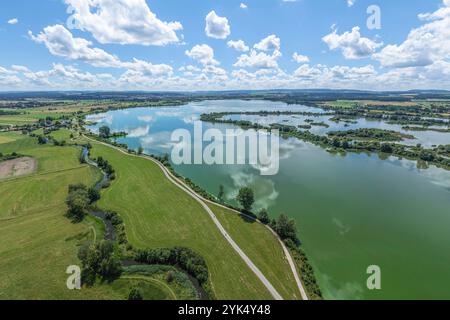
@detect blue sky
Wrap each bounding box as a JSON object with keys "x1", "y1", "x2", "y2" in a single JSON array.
[{"x1": 0, "y1": 0, "x2": 449, "y2": 91}]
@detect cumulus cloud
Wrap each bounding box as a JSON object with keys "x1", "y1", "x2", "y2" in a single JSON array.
[
  {"x1": 185, "y1": 44, "x2": 219, "y2": 66},
  {"x1": 292, "y1": 52, "x2": 310, "y2": 63},
  {"x1": 29, "y1": 24, "x2": 173, "y2": 76},
  {"x1": 254, "y1": 35, "x2": 281, "y2": 52},
  {"x1": 234, "y1": 50, "x2": 281, "y2": 69},
  {"x1": 122, "y1": 58, "x2": 173, "y2": 76},
  {"x1": 64, "y1": 0, "x2": 182, "y2": 46},
  {"x1": 11, "y1": 65, "x2": 29, "y2": 72},
  {"x1": 29, "y1": 25, "x2": 122, "y2": 68},
  {"x1": 205, "y1": 11, "x2": 231, "y2": 39},
  {"x1": 240, "y1": 3, "x2": 248, "y2": 9},
  {"x1": 322, "y1": 26, "x2": 382, "y2": 59},
  {"x1": 22, "y1": 63, "x2": 112, "y2": 88},
  {"x1": 373, "y1": 0, "x2": 450, "y2": 68},
  {"x1": 7, "y1": 18, "x2": 18, "y2": 25},
  {"x1": 227, "y1": 40, "x2": 249, "y2": 52}
]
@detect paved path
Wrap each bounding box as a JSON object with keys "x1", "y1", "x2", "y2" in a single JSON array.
[
  {"x1": 203, "y1": 199, "x2": 309, "y2": 300},
  {"x1": 84, "y1": 136, "x2": 306, "y2": 300}
]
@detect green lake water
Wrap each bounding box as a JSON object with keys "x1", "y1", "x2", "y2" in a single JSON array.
[{"x1": 87, "y1": 100, "x2": 450, "y2": 299}]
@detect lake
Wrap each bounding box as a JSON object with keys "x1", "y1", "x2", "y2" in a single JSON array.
[{"x1": 87, "y1": 100, "x2": 450, "y2": 299}]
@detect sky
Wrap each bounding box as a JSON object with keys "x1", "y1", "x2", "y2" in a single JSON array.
[{"x1": 0, "y1": 0, "x2": 449, "y2": 91}]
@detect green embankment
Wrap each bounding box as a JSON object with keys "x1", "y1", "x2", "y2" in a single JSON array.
[
  {"x1": 89, "y1": 141, "x2": 273, "y2": 299},
  {"x1": 210, "y1": 203, "x2": 301, "y2": 300},
  {"x1": 0, "y1": 132, "x2": 302, "y2": 300}
]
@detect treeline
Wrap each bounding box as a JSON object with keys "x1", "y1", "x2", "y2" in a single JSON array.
[
  {"x1": 328, "y1": 128, "x2": 415, "y2": 142},
  {"x1": 234, "y1": 186, "x2": 322, "y2": 299},
  {"x1": 0, "y1": 110, "x2": 21, "y2": 116},
  {"x1": 135, "y1": 247, "x2": 209, "y2": 285},
  {"x1": 201, "y1": 114, "x2": 450, "y2": 170},
  {"x1": 104, "y1": 210, "x2": 128, "y2": 245},
  {"x1": 96, "y1": 156, "x2": 116, "y2": 178},
  {"x1": 0, "y1": 152, "x2": 23, "y2": 162}
]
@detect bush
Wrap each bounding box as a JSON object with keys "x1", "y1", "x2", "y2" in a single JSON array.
[
  {"x1": 257, "y1": 209, "x2": 270, "y2": 225},
  {"x1": 135, "y1": 247, "x2": 208, "y2": 284},
  {"x1": 128, "y1": 287, "x2": 143, "y2": 300}
]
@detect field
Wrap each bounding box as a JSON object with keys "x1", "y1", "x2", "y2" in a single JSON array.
[
  {"x1": 0, "y1": 131, "x2": 302, "y2": 300},
  {"x1": 88, "y1": 141, "x2": 299, "y2": 300},
  {"x1": 0, "y1": 132, "x2": 116, "y2": 299},
  {"x1": 210, "y1": 203, "x2": 301, "y2": 300},
  {"x1": 0, "y1": 132, "x2": 189, "y2": 300}
]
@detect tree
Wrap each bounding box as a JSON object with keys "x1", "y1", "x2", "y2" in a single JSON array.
[
  {"x1": 37, "y1": 136, "x2": 47, "y2": 144},
  {"x1": 258, "y1": 209, "x2": 270, "y2": 225},
  {"x1": 332, "y1": 139, "x2": 341, "y2": 148},
  {"x1": 380, "y1": 144, "x2": 393, "y2": 153},
  {"x1": 236, "y1": 187, "x2": 255, "y2": 212},
  {"x1": 99, "y1": 126, "x2": 111, "y2": 139},
  {"x1": 218, "y1": 185, "x2": 225, "y2": 202},
  {"x1": 78, "y1": 240, "x2": 122, "y2": 286},
  {"x1": 88, "y1": 187, "x2": 101, "y2": 204},
  {"x1": 137, "y1": 146, "x2": 144, "y2": 155},
  {"x1": 274, "y1": 214, "x2": 299, "y2": 244},
  {"x1": 66, "y1": 184, "x2": 90, "y2": 222},
  {"x1": 166, "y1": 271, "x2": 175, "y2": 283},
  {"x1": 128, "y1": 287, "x2": 144, "y2": 300}
]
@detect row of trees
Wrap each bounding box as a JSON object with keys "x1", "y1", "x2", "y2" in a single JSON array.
[
  {"x1": 234, "y1": 187, "x2": 300, "y2": 245},
  {"x1": 135, "y1": 247, "x2": 209, "y2": 285},
  {"x1": 96, "y1": 156, "x2": 115, "y2": 177}
]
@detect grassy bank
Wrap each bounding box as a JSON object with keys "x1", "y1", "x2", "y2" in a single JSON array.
[{"x1": 88, "y1": 140, "x2": 299, "y2": 300}]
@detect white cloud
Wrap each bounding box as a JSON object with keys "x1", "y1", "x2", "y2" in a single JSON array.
[
  {"x1": 292, "y1": 52, "x2": 310, "y2": 63},
  {"x1": 205, "y1": 11, "x2": 231, "y2": 39},
  {"x1": 11, "y1": 65, "x2": 29, "y2": 72},
  {"x1": 347, "y1": 0, "x2": 356, "y2": 7},
  {"x1": 123, "y1": 58, "x2": 173, "y2": 76},
  {"x1": 293, "y1": 64, "x2": 322, "y2": 79},
  {"x1": 30, "y1": 25, "x2": 173, "y2": 77},
  {"x1": 29, "y1": 25, "x2": 122, "y2": 68},
  {"x1": 227, "y1": 40, "x2": 249, "y2": 52},
  {"x1": 7, "y1": 18, "x2": 18, "y2": 25},
  {"x1": 22, "y1": 63, "x2": 112, "y2": 88},
  {"x1": 0, "y1": 66, "x2": 16, "y2": 75},
  {"x1": 373, "y1": 0, "x2": 450, "y2": 68},
  {"x1": 322, "y1": 26, "x2": 382, "y2": 59},
  {"x1": 234, "y1": 49, "x2": 281, "y2": 69},
  {"x1": 185, "y1": 44, "x2": 219, "y2": 66},
  {"x1": 240, "y1": 3, "x2": 248, "y2": 9},
  {"x1": 64, "y1": 0, "x2": 182, "y2": 46},
  {"x1": 254, "y1": 35, "x2": 281, "y2": 52}
]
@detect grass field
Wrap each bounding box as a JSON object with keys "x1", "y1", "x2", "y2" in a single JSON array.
[
  {"x1": 210, "y1": 203, "x2": 301, "y2": 300},
  {"x1": 0, "y1": 132, "x2": 124, "y2": 299},
  {"x1": 0, "y1": 130, "x2": 301, "y2": 300},
  {"x1": 89, "y1": 141, "x2": 281, "y2": 300},
  {"x1": 110, "y1": 277, "x2": 174, "y2": 300}
]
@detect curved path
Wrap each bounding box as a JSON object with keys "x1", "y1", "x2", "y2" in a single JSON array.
[
  {"x1": 84, "y1": 136, "x2": 306, "y2": 300},
  {"x1": 203, "y1": 199, "x2": 309, "y2": 300}
]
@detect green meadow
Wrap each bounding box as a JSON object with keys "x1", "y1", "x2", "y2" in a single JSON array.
[
  {"x1": 0, "y1": 131, "x2": 301, "y2": 300},
  {"x1": 89, "y1": 141, "x2": 298, "y2": 300}
]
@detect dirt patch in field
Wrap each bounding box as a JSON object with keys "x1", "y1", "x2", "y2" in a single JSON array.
[{"x1": 0, "y1": 157, "x2": 37, "y2": 179}]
